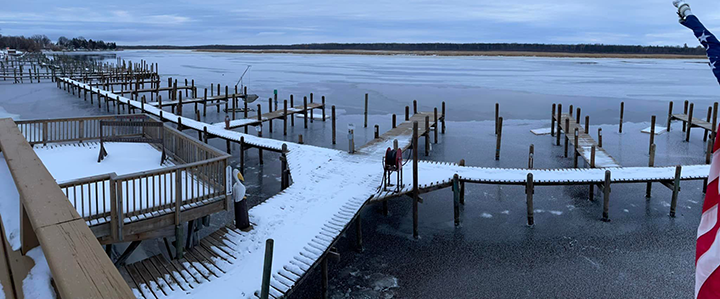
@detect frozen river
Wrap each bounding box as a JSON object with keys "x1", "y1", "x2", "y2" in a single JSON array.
[{"x1": 1, "y1": 51, "x2": 717, "y2": 298}]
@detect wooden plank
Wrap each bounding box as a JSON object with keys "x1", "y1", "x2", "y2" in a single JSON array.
[
  {"x1": 35, "y1": 219, "x2": 135, "y2": 298},
  {"x1": 358, "y1": 112, "x2": 440, "y2": 153},
  {"x1": 554, "y1": 114, "x2": 620, "y2": 168},
  {"x1": 672, "y1": 113, "x2": 713, "y2": 131}
]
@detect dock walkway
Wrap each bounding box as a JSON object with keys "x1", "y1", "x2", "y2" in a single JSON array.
[
  {"x1": 58, "y1": 78, "x2": 710, "y2": 298},
  {"x1": 555, "y1": 113, "x2": 620, "y2": 168}
]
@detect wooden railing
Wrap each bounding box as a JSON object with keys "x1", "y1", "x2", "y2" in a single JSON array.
[
  {"x1": 32, "y1": 114, "x2": 232, "y2": 242},
  {"x1": 0, "y1": 118, "x2": 134, "y2": 298},
  {"x1": 16, "y1": 114, "x2": 148, "y2": 145}
]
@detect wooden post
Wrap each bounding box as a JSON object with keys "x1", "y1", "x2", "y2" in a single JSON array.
[
  {"x1": 322, "y1": 96, "x2": 326, "y2": 121},
  {"x1": 619, "y1": 102, "x2": 624, "y2": 133},
  {"x1": 713, "y1": 102, "x2": 719, "y2": 144},
  {"x1": 556, "y1": 103, "x2": 563, "y2": 146},
  {"x1": 298, "y1": 134, "x2": 304, "y2": 144},
  {"x1": 434, "y1": 107, "x2": 438, "y2": 144},
  {"x1": 569, "y1": 105, "x2": 573, "y2": 117},
  {"x1": 392, "y1": 114, "x2": 397, "y2": 128},
  {"x1": 268, "y1": 98, "x2": 273, "y2": 133},
  {"x1": 174, "y1": 169, "x2": 184, "y2": 259},
  {"x1": 551, "y1": 103, "x2": 556, "y2": 136},
  {"x1": 670, "y1": 166, "x2": 682, "y2": 217},
  {"x1": 667, "y1": 101, "x2": 674, "y2": 132},
  {"x1": 290, "y1": 95, "x2": 295, "y2": 126},
  {"x1": 303, "y1": 96, "x2": 308, "y2": 129},
  {"x1": 281, "y1": 144, "x2": 289, "y2": 190},
  {"x1": 412, "y1": 121, "x2": 419, "y2": 239},
  {"x1": 332, "y1": 105, "x2": 336, "y2": 145},
  {"x1": 646, "y1": 144, "x2": 656, "y2": 198},
  {"x1": 413, "y1": 100, "x2": 418, "y2": 115},
  {"x1": 240, "y1": 137, "x2": 245, "y2": 173},
  {"x1": 495, "y1": 103, "x2": 499, "y2": 135},
  {"x1": 232, "y1": 94, "x2": 237, "y2": 120},
  {"x1": 598, "y1": 128, "x2": 603, "y2": 147},
  {"x1": 705, "y1": 107, "x2": 712, "y2": 142},
  {"x1": 260, "y1": 239, "x2": 274, "y2": 299},
  {"x1": 364, "y1": 93, "x2": 368, "y2": 128},
  {"x1": 453, "y1": 174, "x2": 461, "y2": 227},
  {"x1": 526, "y1": 173, "x2": 534, "y2": 226},
  {"x1": 602, "y1": 170, "x2": 611, "y2": 222},
  {"x1": 441, "y1": 101, "x2": 446, "y2": 134},
  {"x1": 683, "y1": 100, "x2": 689, "y2": 132},
  {"x1": 425, "y1": 115, "x2": 430, "y2": 156},
  {"x1": 573, "y1": 128, "x2": 579, "y2": 168},
  {"x1": 649, "y1": 115, "x2": 656, "y2": 154},
  {"x1": 459, "y1": 159, "x2": 465, "y2": 205},
  {"x1": 405, "y1": 106, "x2": 410, "y2": 121},
  {"x1": 687, "y1": 103, "x2": 694, "y2": 142},
  {"x1": 528, "y1": 144, "x2": 534, "y2": 169},
  {"x1": 576, "y1": 107, "x2": 581, "y2": 124},
  {"x1": 373, "y1": 125, "x2": 380, "y2": 139},
  {"x1": 321, "y1": 258, "x2": 328, "y2": 299},
  {"x1": 284, "y1": 100, "x2": 288, "y2": 136},
  {"x1": 495, "y1": 117, "x2": 503, "y2": 160},
  {"x1": 584, "y1": 115, "x2": 589, "y2": 134},
  {"x1": 564, "y1": 118, "x2": 570, "y2": 157}
]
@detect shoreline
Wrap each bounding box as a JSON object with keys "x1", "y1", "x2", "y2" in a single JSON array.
[{"x1": 191, "y1": 48, "x2": 707, "y2": 59}]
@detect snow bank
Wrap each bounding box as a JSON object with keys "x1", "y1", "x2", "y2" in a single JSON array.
[{"x1": 23, "y1": 247, "x2": 55, "y2": 299}]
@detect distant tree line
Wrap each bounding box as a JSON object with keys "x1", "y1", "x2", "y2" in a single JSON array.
[
  {"x1": 124, "y1": 42, "x2": 706, "y2": 55},
  {"x1": 0, "y1": 34, "x2": 116, "y2": 52}
]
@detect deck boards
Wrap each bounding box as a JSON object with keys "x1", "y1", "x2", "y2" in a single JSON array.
[
  {"x1": 555, "y1": 113, "x2": 620, "y2": 168},
  {"x1": 219, "y1": 102, "x2": 325, "y2": 129},
  {"x1": 671, "y1": 113, "x2": 714, "y2": 131},
  {"x1": 358, "y1": 112, "x2": 443, "y2": 154}
]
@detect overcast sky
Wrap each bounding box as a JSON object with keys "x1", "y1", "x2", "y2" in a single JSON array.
[{"x1": 2, "y1": 0, "x2": 720, "y2": 46}]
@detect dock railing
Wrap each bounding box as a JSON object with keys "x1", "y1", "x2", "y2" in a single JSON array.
[
  {"x1": 0, "y1": 117, "x2": 134, "y2": 298},
  {"x1": 19, "y1": 114, "x2": 231, "y2": 243}
]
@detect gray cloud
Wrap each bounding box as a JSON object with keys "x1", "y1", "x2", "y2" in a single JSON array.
[{"x1": 1, "y1": 0, "x2": 719, "y2": 46}]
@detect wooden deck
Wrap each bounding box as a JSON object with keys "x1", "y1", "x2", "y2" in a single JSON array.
[
  {"x1": 358, "y1": 111, "x2": 443, "y2": 154},
  {"x1": 147, "y1": 93, "x2": 246, "y2": 108},
  {"x1": 671, "y1": 113, "x2": 714, "y2": 131},
  {"x1": 554, "y1": 113, "x2": 620, "y2": 168},
  {"x1": 121, "y1": 226, "x2": 242, "y2": 299},
  {"x1": 221, "y1": 102, "x2": 325, "y2": 129},
  {"x1": 0, "y1": 118, "x2": 134, "y2": 298}
]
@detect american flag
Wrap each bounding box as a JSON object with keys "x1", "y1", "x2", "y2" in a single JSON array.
[{"x1": 683, "y1": 14, "x2": 720, "y2": 298}]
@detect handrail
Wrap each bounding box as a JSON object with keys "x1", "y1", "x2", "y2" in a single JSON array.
[
  {"x1": 114, "y1": 156, "x2": 228, "y2": 181},
  {"x1": 0, "y1": 118, "x2": 134, "y2": 298}
]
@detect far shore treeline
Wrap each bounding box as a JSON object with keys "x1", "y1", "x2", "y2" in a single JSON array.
[
  {"x1": 0, "y1": 34, "x2": 117, "y2": 52},
  {"x1": 121, "y1": 43, "x2": 706, "y2": 55}
]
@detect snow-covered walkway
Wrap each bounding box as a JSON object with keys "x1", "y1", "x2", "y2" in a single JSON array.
[{"x1": 57, "y1": 78, "x2": 711, "y2": 298}]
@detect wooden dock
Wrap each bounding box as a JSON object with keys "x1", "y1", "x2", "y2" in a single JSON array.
[
  {"x1": 219, "y1": 102, "x2": 325, "y2": 129},
  {"x1": 554, "y1": 113, "x2": 620, "y2": 168},
  {"x1": 358, "y1": 111, "x2": 444, "y2": 155}
]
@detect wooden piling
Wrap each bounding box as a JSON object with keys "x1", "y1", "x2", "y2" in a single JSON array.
[
  {"x1": 453, "y1": 174, "x2": 461, "y2": 227},
  {"x1": 364, "y1": 93, "x2": 368, "y2": 128},
  {"x1": 332, "y1": 105, "x2": 337, "y2": 145},
  {"x1": 556, "y1": 103, "x2": 563, "y2": 146},
  {"x1": 528, "y1": 144, "x2": 534, "y2": 169},
  {"x1": 412, "y1": 121, "x2": 419, "y2": 239},
  {"x1": 646, "y1": 144, "x2": 656, "y2": 198},
  {"x1": 683, "y1": 100, "x2": 689, "y2": 132},
  {"x1": 240, "y1": 137, "x2": 245, "y2": 173},
  {"x1": 392, "y1": 114, "x2": 397, "y2": 128},
  {"x1": 713, "y1": 102, "x2": 719, "y2": 144},
  {"x1": 298, "y1": 135, "x2": 304, "y2": 144},
  {"x1": 526, "y1": 173, "x2": 534, "y2": 226},
  {"x1": 284, "y1": 100, "x2": 288, "y2": 136},
  {"x1": 576, "y1": 107, "x2": 581, "y2": 124},
  {"x1": 322, "y1": 96, "x2": 326, "y2": 121},
  {"x1": 602, "y1": 170, "x2": 611, "y2": 222},
  {"x1": 551, "y1": 103, "x2": 556, "y2": 137},
  {"x1": 598, "y1": 128, "x2": 603, "y2": 147},
  {"x1": 405, "y1": 106, "x2": 410, "y2": 121},
  {"x1": 687, "y1": 103, "x2": 694, "y2": 142},
  {"x1": 495, "y1": 117, "x2": 503, "y2": 160},
  {"x1": 441, "y1": 101, "x2": 446, "y2": 134},
  {"x1": 459, "y1": 159, "x2": 465, "y2": 205},
  {"x1": 290, "y1": 95, "x2": 295, "y2": 126},
  {"x1": 619, "y1": 102, "x2": 624, "y2": 133},
  {"x1": 564, "y1": 118, "x2": 570, "y2": 157},
  {"x1": 413, "y1": 100, "x2": 418, "y2": 115},
  {"x1": 585, "y1": 116, "x2": 589, "y2": 134},
  {"x1": 260, "y1": 239, "x2": 274, "y2": 299},
  {"x1": 573, "y1": 128, "x2": 579, "y2": 168},
  {"x1": 670, "y1": 165, "x2": 682, "y2": 217},
  {"x1": 268, "y1": 98, "x2": 274, "y2": 133},
  {"x1": 649, "y1": 115, "x2": 656, "y2": 154},
  {"x1": 495, "y1": 103, "x2": 500, "y2": 135},
  {"x1": 705, "y1": 106, "x2": 712, "y2": 142},
  {"x1": 434, "y1": 107, "x2": 438, "y2": 144},
  {"x1": 374, "y1": 125, "x2": 379, "y2": 139},
  {"x1": 304, "y1": 96, "x2": 308, "y2": 129}
]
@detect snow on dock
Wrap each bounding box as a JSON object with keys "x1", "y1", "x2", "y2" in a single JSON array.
[{"x1": 56, "y1": 78, "x2": 711, "y2": 298}]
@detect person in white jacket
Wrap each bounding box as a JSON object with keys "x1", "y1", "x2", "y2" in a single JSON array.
[{"x1": 233, "y1": 169, "x2": 250, "y2": 229}]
